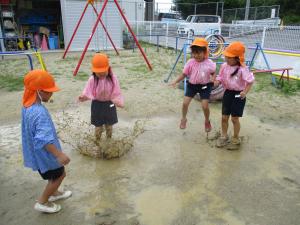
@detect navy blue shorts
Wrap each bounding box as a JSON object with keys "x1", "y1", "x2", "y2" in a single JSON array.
[
  {"x1": 222, "y1": 89, "x2": 246, "y2": 117},
  {"x1": 38, "y1": 166, "x2": 65, "y2": 181},
  {"x1": 91, "y1": 100, "x2": 118, "y2": 126},
  {"x1": 185, "y1": 82, "x2": 213, "y2": 100}
]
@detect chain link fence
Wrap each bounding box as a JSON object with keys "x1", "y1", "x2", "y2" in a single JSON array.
[
  {"x1": 223, "y1": 5, "x2": 280, "y2": 23},
  {"x1": 125, "y1": 21, "x2": 300, "y2": 77},
  {"x1": 122, "y1": 1, "x2": 280, "y2": 24},
  {"x1": 125, "y1": 21, "x2": 300, "y2": 53}
]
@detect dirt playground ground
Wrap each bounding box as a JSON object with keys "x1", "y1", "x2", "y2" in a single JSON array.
[{"x1": 0, "y1": 48, "x2": 300, "y2": 225}]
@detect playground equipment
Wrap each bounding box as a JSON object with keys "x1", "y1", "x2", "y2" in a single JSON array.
[
  {"x1": 63, "y1": 0, "x2": 152, "y2": 76},
  {"x1": 253, "y1": 67, "x2": 294, "y2": 87},
  {"x1": 0, "y1": 50, "x2": 47, "y2": 71},
  {"x1": 205, "y1": 34, "x2": 226, "y2": 59}
]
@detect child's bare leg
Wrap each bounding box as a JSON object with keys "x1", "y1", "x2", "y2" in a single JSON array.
[
  {"x1": 105, "y1": 125, "x2": 112, "y2": 139},
  {"x1": 201, "y1": 99, "x2": 210, "y2": 122},
  {"x1": 231, "y1": 116, "x2": 240, "y2": 138},
  {"x1": 38, "y1": 171, "x2": 66, "y2": 204},
  {"x1": 95, "y1": 126, "x2": 104, "y2": 140},
  {"x1": 221, "y1": 115, "x2": 230, "y2": 137},
  {"x1": 182, "y1": 96, "x2": 193, "y2": 120}
]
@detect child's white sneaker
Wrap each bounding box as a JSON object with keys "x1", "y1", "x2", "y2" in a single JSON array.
[
  {"x1": 34, "y1": 202, "x2": 61, "y2": 213},
  {"x1": 48, "y1": 190, "x2": 72, "y2": 202}
]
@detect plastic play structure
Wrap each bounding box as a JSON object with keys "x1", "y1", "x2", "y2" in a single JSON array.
[{"x1": 62, "y1": 0, "x2": 152, "y2": 76}]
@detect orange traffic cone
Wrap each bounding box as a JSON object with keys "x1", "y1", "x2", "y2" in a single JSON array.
[{"x1": 41, "y1": 35, "x2": 48, "y2": 51}]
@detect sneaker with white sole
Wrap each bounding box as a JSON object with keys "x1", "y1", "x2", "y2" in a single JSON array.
[
  {"x1": 34, "y1": 202, "x2": 61, "y2": 213},
  {"x1": 216, "y1": 136, "x2": 229, "y2": 148},
  {"x1": 226, "y1": 137, "x2": 241, "y2": 150},
  {"x1": 48, "y1": 190, "x2": 72, "y2": 202}
]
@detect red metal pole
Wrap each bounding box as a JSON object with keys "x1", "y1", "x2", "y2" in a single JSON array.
[
  {"x1": 62, "y1": 1, "x2": 90, "y2": 59},
  {"x1": 73, "y1": 0, "x2": 109, "y2": 76},
  {"x1": 113, "y1": 0, "x2": 152, "y2": 70},
  {"x1": 91, "y1": 4, "x2": 119, "y2": 55}
]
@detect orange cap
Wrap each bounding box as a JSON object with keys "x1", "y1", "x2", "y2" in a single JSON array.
[
  {"x1": 191, "y1": 38, "x2": 208, "y2": 48},
  {"x1": 91, "y1": 53, "x2": 109, "y2": 73},
  {"x1": 22, "y1": 70, "x2": 60, "y2": 107},
  {"x1": 223, "y1": 41, "x2": 246, "y2": 66},
  {"x1": 190, "y1": 38, "x2": 209, "y2": 58}
]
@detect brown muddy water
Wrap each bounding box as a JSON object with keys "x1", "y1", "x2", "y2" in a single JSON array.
[{"x1": 0, "y1": 102, "x2": 300, "y2": 225}]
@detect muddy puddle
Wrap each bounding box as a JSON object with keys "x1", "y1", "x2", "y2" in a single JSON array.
[
  {"x1": 0, "y1": 105, "x2": 300, "y2": 225},
  {"x1": 56, "y1": 110, "x2": 146, "y2": 159}
]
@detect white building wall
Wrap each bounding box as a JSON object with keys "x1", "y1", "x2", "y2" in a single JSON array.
[
  {"x1": 60, "y1": 0, "x2": 122, "y2": 51},
  {"x1": 120, "y1": 0, "x2": 145, "y2": 22}
]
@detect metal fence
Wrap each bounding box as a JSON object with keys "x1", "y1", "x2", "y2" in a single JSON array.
[
  {"x1": 141, "y1": 1, "x2": 224, "y2": 21},
  {"x1": 222, "y1": 5, "x2": 280, "y2": 23},
  {"x1": 123, "y1": 1, "x2": 280, "y2": 24},
  {"x1": 125, "y1": 21, "x2": 300, "y2": 54}
]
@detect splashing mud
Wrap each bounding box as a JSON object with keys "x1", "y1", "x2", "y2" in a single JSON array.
[{"x1": 56, "y1": 111, "x2": 145, "y2": 159}]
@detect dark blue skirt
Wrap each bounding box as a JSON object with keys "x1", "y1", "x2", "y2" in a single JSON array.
[{"x1": 91, "y1": 100, "x2": 118, "y2": 126}]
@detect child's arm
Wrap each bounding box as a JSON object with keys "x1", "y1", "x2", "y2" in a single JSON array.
[
  {"x1": 170, "y1": 59, "x2": 191, "y2": 88},
  {"x1": 78, "y1": 76, "x2": 93, "y2": 102},
  {"x1": 240, "y1": 69, "x2": 255, "y2": 99},
  {"x1": 170, "y1": 73, "x2": 186, "y2": 88},
  {"x1": 78, "y1": 95, "x2": 89, "y2": 102},
  {"x1": 111, "y1": 75, "x2": 124, "y2": 108},
  {"x1": 214, "y1": 64, "x2": 225, "y2": 87},
  {"x1": 210, "y1": 60, "x2": 217, "y2": 83},
  {"x1": 210, "y1": 72, "x2": 216, "y2": 83},
  {"x1": 240, "y1": 82, "x2": 253, "y2": 99},
  {"x1": 45, "y1": 144, "x2": 70, "y2": 165}
]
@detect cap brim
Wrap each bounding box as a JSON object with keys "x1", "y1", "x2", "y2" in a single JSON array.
[
  {"x1": 223, "y1": 50, "x2": 236, "y2": 58},
  {"x1": 43, "y1": 84, "x2": 60, "y2": 92},
  {"x1": 191, "y1": 44, "x2": 208, "y2": 48},
  {"x1": 92, "y1": 66, "x2": 109, "y2": 73}
]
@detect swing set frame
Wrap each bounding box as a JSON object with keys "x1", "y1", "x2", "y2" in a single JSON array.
[{"x1": 62, "y1": 0, "x2": 152, "y2": 76}]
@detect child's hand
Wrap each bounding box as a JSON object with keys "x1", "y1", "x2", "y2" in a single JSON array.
[
  {"x1": 213, "y1": 80, "x2": 220, "y2": 87},
  {"x1": 210, "y1": 74, "x2": 216, "y2": 83},
  {"x1": 57, "y1": 152, "x2": 70, "y2": 165},
  {"x1": 115, "y1": 102, "x2": 124, "y2": 108},
  {"x1": 169, "y1": 81, "x2": 177, "y2": 88},
  {"x1": 240, "y1": 91, "x2": 246, "y2": 99},
  {"x1": 78, "y1": 95, "x2": 89, "y2": 102}
]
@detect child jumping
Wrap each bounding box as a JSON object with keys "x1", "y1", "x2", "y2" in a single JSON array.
[
  {"x1": 171, "y1": 38, "x2": 216, "y2": 132},
  {"x1": 78, "y1": 53, "x2": 124, "y2": 139},
  {"x1": 214, "y1": 41, "x2": 255, "y2": 150},
  {"x1": 21, "y1": 70, "x2": 71, "y2": 213}
]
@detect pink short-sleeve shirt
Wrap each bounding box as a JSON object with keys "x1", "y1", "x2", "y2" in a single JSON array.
[
  {"x1": 216, "y1": 63, "x2": 255, "y2": 91},
  {"x1": 183, "y1": 58, "x2": 216, "y2": 84}
]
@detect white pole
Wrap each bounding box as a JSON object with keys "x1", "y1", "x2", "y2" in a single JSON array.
[
  {"x1": 150, "y1": 21, "x2": 152, "y2": 42},
  {"x1": 261, "y1": 26, "x2": 266, "y2": 48},
  {"x1": 165, "y1": 22, "x2": 169, "y2": 48},
  {"x1": 245, "y1": 0, "x2": 250, "y2": 20}
]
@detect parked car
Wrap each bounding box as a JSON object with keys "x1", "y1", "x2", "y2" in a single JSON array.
[
  {"x1": 177, "y1": 14, "x2": 221, "y2": 36},
  {"x1": 158, "y1": 12, "x2": 184, "y2": 24}
]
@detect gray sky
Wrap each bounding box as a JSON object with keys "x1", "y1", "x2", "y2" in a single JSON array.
[{"x1": 156, "y1": 0, "x2": 174, "y2": 12}]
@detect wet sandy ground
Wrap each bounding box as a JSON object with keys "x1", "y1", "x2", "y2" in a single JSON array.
[
  {"x1": 1, "y1": 102, "x2": 300, "y2": 225},
  {"x1": 1, "y1": 50, "x2": 300, "y2": 225}
]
